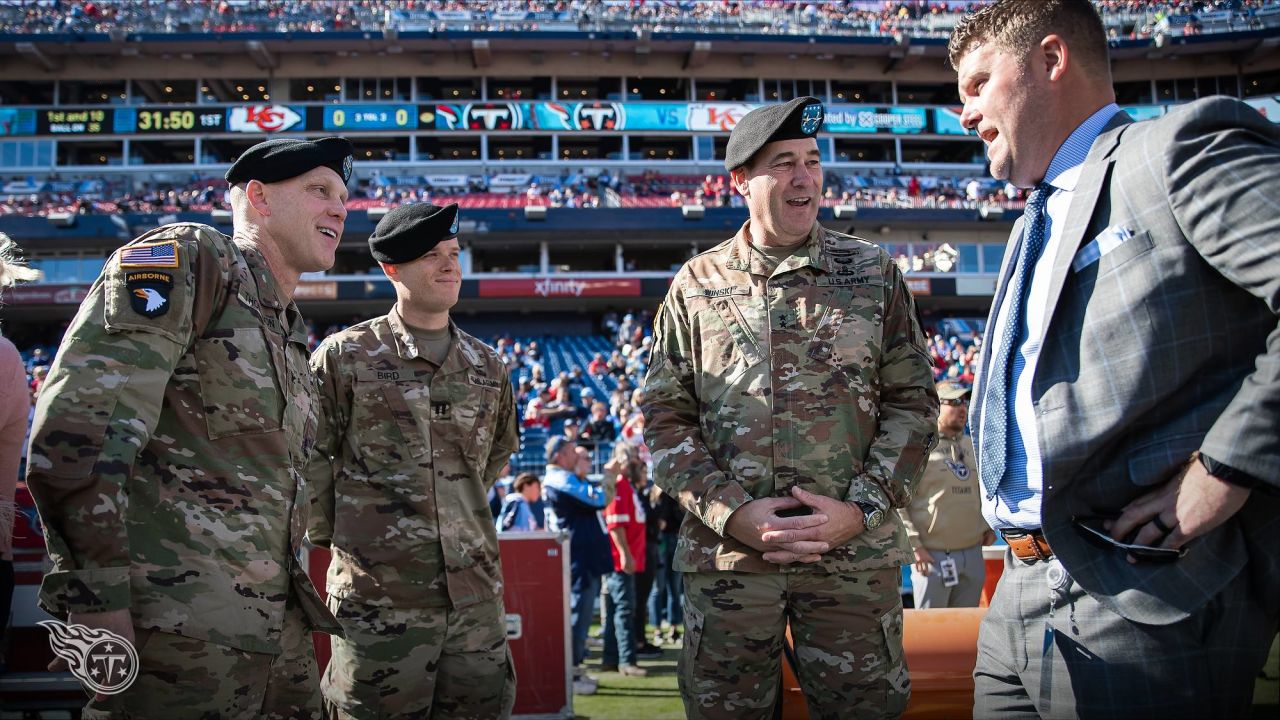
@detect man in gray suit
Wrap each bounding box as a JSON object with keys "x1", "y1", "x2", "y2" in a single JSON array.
[{"x1": 949, "y1": 0, "x2": 1279, "y2": 717}]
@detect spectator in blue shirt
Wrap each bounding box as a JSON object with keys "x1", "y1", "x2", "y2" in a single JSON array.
[
  {"x1": 543, "y1": 435, "x2": 614, "y2": 695},
  {"x1": 496, "y1": 472, "x2": 547, "y2": 532}
]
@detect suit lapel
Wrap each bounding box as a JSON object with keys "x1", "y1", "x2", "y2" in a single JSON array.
[{"x1": 1031, "y1": 114, "x2": 1132, "y2": 353}]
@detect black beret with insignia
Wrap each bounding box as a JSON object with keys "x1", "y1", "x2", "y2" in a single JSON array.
[
  {"x1": 225, "y1": 136, "x2": 355, "y2": 185},
  {"x1": 724, "y1": 96, "x2": 825, "y2": 172},
  {"x1": 368, "y1": 203, "x2": 461, "y2": 265}
]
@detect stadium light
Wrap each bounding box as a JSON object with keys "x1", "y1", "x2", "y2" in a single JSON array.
[
  {"x1": 47, "y1": 212, "x2": 76, "y2": 228},
  {"x1": 681, "y1": 205, "x2": 705, "y2": 221},
  {"x1": 525, "y1": 205, "x2": 548, "y2": 221},
  {"x1": 978, "y1": 205, "x2": 1005, "y2": 222},
  {"x1": 833, "y1": 205, "x2": 858, "y2": 220}
]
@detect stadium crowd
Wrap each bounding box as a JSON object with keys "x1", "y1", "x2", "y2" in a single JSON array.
[
  {"x1": 0, "y1": 170, "x2": 1023, "y2": 216},
  {"x1": 0, "y1": 0, "x2": 1273, "y2": 38}
]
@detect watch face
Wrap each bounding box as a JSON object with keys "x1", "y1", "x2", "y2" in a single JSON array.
[{"x1": 864, "y1": 508, "x2": 885, "y2": 530}]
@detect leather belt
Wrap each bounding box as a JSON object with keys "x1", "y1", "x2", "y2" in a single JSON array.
[{"x1": 1000, "y1": 528, "x2": 1054, "y2": 564}]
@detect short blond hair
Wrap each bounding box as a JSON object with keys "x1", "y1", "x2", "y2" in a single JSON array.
[{"x1": 0, "y1": 233, "x2": 41, "y2": 289}]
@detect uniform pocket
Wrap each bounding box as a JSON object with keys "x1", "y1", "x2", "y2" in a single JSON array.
[
  {"x1": 350, "y1": 380, "x2": 428, "y2": 472},
  {"x1": 879, "y1": 606, "x2": 905, "y2": 666},
  {"x1": 192, "y1": 327, "x2": 283, "y2": 439}
]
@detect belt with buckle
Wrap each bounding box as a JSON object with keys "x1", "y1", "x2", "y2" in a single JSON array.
[{"x1": 1000, "y1": 528, "x2": 1054, "y2": 564}]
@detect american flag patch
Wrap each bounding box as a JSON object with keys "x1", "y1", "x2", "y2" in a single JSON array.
[{"x1": 118, "y1": 240, "x2": 179, "y2": 268}]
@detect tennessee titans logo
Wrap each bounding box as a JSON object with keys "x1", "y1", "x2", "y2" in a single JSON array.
[
  {"x1": 800, "y1": 102, "x2": 823, "y2": 135},
  {"x1": 39, "y1": 620, "x2": 139, "y2": 695},
  {"x1": 946, "y1": 459, "x2": 970, "y2": 480}
]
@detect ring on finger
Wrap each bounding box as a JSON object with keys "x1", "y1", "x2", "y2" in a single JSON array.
[{"x1": 1151, "y1": 515, "x2": 1175, "y2": 536}]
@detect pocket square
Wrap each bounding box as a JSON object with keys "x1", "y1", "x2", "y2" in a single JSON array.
[{"x1": 1072, "y1": 225, "x2": 1135, "y2": 272}]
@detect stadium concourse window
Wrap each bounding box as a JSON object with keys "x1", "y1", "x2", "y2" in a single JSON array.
[
  {"x1": 831, "y1": 81, "x2": 891, "y2": 104},
  {"x1": 201, "y1": 138, "x2": 263, "y2": 165},
  {"x1": 764, "y1": 79, "x2": 825, "y2": 102},
  {"x1": 629, "y1": 137, "x2": 692, "y2": 161},
  {"x1": 558, "y1": 78, "x2": 622, "y2": 101},
  {"x1": 417, "y1": 77, "x2": 480, "y2": 101},
  {"x1": 129, "y1": 140, "x2": 196, "y2": 165},
  {"x1": 131, "y1": 79, "x2": 198, "y2": 105},
  {"x1": 417, "y1": 137, "x2": 480, "y2": 161},
  {"x1": 28, "y1": 256, "x2": 106, "y2": 284},
  {"x1": 982, "y1": 244, "x2": 1006, "y2": 273},
  {"x1": 490, "y1": 77, "x2": 551, "y2": 101},
  {"x1": 1156, "y1": 74, "x2": 1243, "y2": 102},
  {"x1": 57, "y1": 141, "x2": 123, "y2": 166},
  {"x1": 1243, "y1": 71, "x2": 1280, "y2": 97},
  {"x1": 347, "y1": 77, "x2": 412, "y2": 102},
  {"x1": 59, "y1": 80, "x2": 127, "y2": 105},
  {"x1": 900, "y1": 140, "x2": 984, "y2": 165},
  {"x1": 696, "y1": 79, "x2": 759, "y2": 102},
  {"x1": 201, "y1": 80, "x2": 269, "y2": 103},
  {"x1": 468, "y1": 244, "x2": 540, "y2": 273},
  {"x1": 1114, "y1": 80, "x2": 1154, "y2": 105},
  {"x1": 0, "y1": 140, "x2": 54, "y2": 168},
  {"x1": 351, "y1": 137, "x2": 410, "y2": 163},
  {"x1": 290, "y1": 78, "x2": 342, "y2": 103},
  {"x1": 559, "y1": 137, "x2": 622, "y2": 161},
  {"x1": 897, "y1": 83, "x2": 960, "y2": 105},
  {"x1": 491, "y1": 137, "x2": 552, "y2": 161},
  {"x1": 548, "y1": 245, "x2": 614, "y2": 272},
  {"x1": 0, "y1": 81, "x2": 54, "y2": 105},
  {"x1": 834, "y1": 139, "x2": 894, "y2": 163},
  {"x1": 623, "y1": 246, "x2": 691, "y2": 272},
  {"x1": 626, "y1": 77, "x2": 688, "y2": 101}
]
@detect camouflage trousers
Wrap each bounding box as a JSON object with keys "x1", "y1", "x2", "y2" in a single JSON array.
[
  {"x1": 680, "y1": 569, "x2": 909, "y2": 720},
  {"x1": 83, "y1": 600, "x2": 323, "y2": 719},
  {"x1": 322, "y1": 595, "x2": 515, "y2": 720}
]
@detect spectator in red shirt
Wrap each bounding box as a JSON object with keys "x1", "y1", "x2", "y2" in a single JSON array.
[
  {"x1": 588, "y1": 352, "x2": 608, "y2": 376},
  {"x1": 600, "y1": 443, "x2": 648, "y2": 676}
]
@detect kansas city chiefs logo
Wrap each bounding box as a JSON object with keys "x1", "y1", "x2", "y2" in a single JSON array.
[{"x1": 39, "y1": 620, "x2": 139, "y2": 695}]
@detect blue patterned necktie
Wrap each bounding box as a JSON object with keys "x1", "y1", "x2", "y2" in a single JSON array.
[{"x1": 979, "y1": 182, "x2": 1053, "y2": 499}]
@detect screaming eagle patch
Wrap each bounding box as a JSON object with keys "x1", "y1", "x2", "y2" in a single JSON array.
[{"x1": 125, "y1": 271, "x2": 174, "y2": 318}]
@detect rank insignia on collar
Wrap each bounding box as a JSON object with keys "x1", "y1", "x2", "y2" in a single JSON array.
[
  {"x1": 125, "y1": 271, "x2": 174, "y2": 318},
  {"x1": 431, "y1": 401, "x2": 451, "y2": 419}
]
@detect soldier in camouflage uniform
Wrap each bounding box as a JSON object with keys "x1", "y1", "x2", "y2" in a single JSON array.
[
  {"x1": 307, "y1": 203, "x2": 519, "y2": 720},
  {"x1": 641, "y1": 97, "x2": 938, "y2": 720},
  {"x1": 25, "y1": 136, "x2": 354, "y2": 718}
]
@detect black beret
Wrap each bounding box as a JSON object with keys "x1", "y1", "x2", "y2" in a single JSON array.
[
  {"x1": 225, "y1": 136, "x2": 354, "y2": 185},
  {"x1": 724, "y1": 96, "x2": 825, "y2": 172},
  {"x1": 368, "y1": 203, "x2": 460, "y2": 265}
]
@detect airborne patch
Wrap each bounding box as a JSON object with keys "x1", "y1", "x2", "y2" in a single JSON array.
[{"x1": 125, "y1": 271, "x2": 174, "y2": 318}]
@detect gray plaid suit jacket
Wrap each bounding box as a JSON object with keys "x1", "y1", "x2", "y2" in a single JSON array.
[{"x1": 970, "y1": 96, "x2": 1280, "y2": 626}]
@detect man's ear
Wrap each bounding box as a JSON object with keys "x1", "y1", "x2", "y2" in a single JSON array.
[
  {"x1": 1040, "y1": 34, "x2": 1069, "y2": 83},
  {"x1": 244, "y1": 179, "x2": 271, "y2": 217},
  {"x1": 731, "y1": 167, "x2": 750, "y2": 197},
  {"x1": 379, "y1": 261, "x2": 399, "y2": 282}
]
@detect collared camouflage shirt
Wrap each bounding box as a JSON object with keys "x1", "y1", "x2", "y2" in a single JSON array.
[
  {"x1": 26, "y1": 222, "x2": 339, "y2": 654},
  {"x1": 307, "y1": 306, "x2": 518, "y2": 609},
  {"x1": 642, "y1": 221, "x2": 939, "y2": 574}
]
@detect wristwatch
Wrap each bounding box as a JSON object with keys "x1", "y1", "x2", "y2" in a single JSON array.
[{"x1": 854, "y1": 502, "x2": 886, "y2": 531}]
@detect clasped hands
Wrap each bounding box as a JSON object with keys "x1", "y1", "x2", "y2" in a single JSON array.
[{"x1": 724, "y1": 486, "x2": 866, "y2": 565}]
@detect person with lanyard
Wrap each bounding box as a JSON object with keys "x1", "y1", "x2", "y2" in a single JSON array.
[
  {"x1": 951, "y1": 0, "x2": 1280, "y2": 716},
  {"x1": 307, "y1": 202, "x2": 519, "y2": 719},
  {"x1": 898, "y1": 381, "x2": 995, "y2": 608}
]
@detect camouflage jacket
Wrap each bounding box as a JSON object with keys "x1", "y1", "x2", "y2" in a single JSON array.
[
  {"x1": 26, "y1": 223, "x2": 339, "y2": 654},
  {"x1": 641, "y1": 221, "x2": 938, "y2": 574},
  {"x1": 307, "y1": 306, "x2": 518, "y2": 609}
]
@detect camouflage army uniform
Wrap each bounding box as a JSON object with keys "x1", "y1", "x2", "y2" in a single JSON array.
[
  {"x1": 642, "y1": 220, "x2": 938, "y2": 720},
  {"x1": 307, "y1": 305, "x2": 519, "y2": 720},
  {"x1": 27, "y1": 223, "x2": 340, "y2": 718}
]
